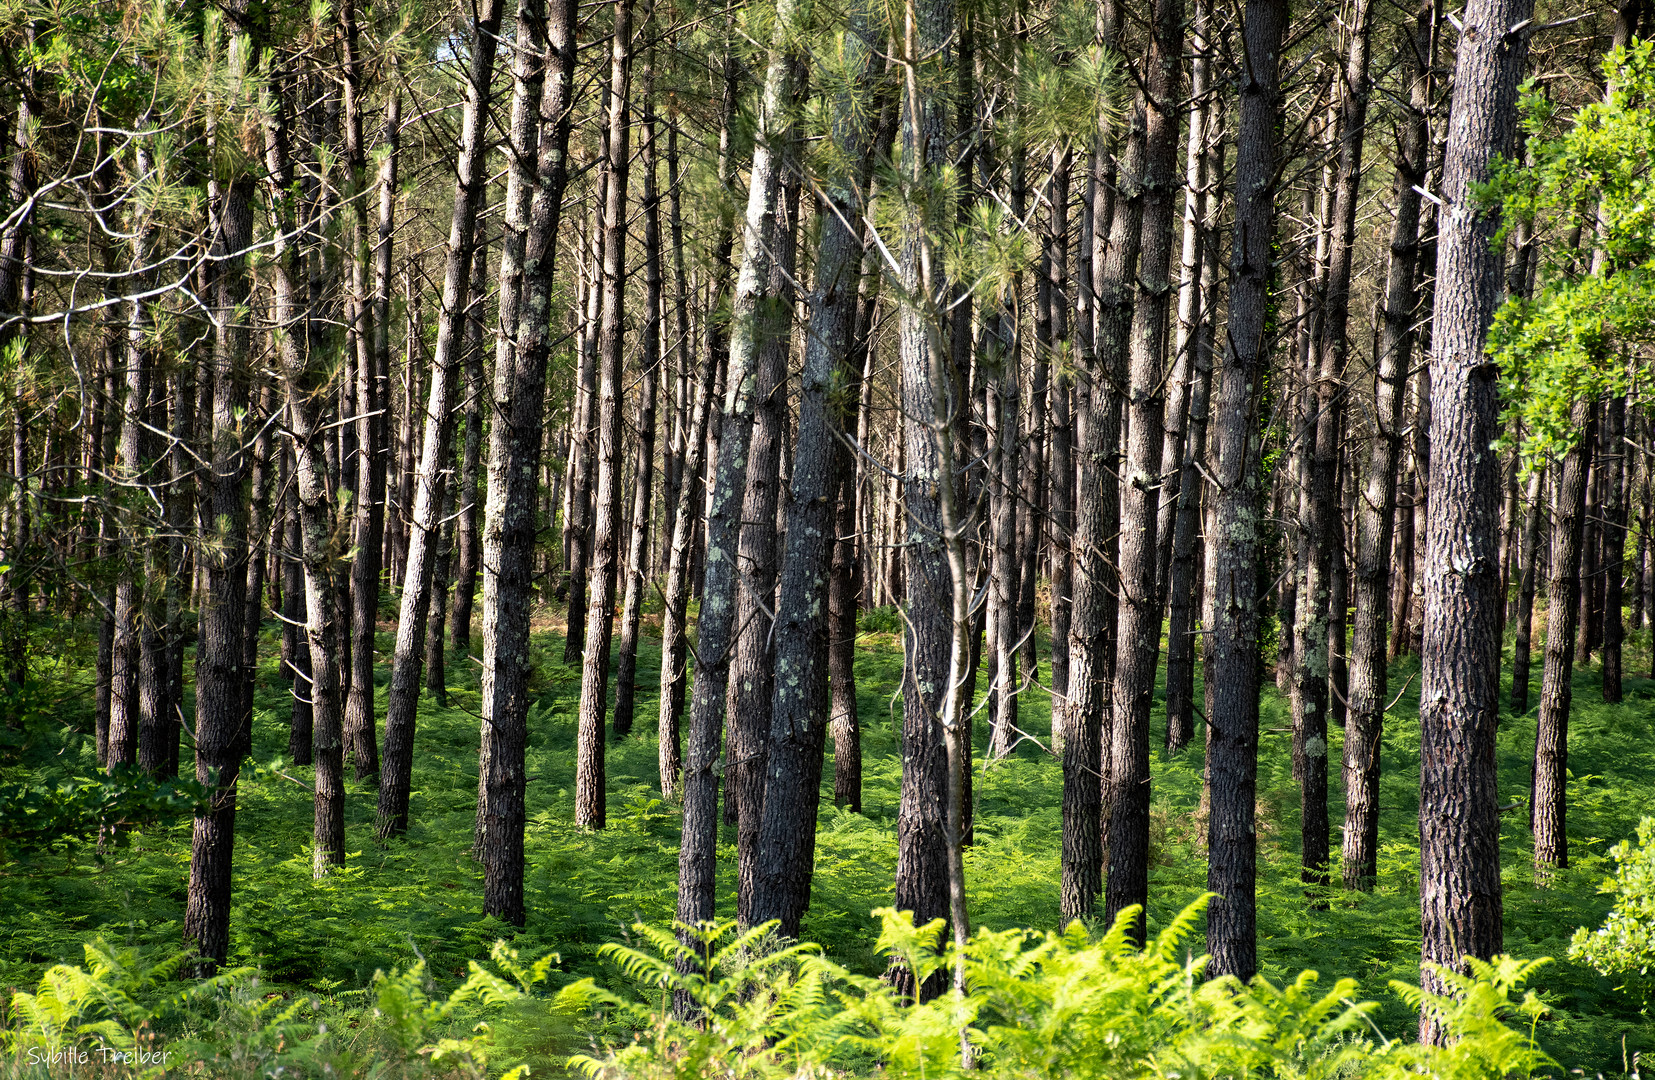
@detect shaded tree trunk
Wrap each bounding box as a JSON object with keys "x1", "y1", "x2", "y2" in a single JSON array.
[
  {"x1": 575, "y1": 0, "x2": 638, "y2": 830},
  {"x1": 1205, "y1": 0, "x2": 1287, "y2": 982},
  {"x1": 1534, "y1": 401, "x2": 1590, "y2": 874},
  {"x1": 477, "y1": 0, "x2": 577, "y2": 923},
  {"x1": 377, "y1": 0, "x2": 504, "y2": 837},
  {"x1": 1415, "y1": 0, "x2": 1531, "y2": 1037}
]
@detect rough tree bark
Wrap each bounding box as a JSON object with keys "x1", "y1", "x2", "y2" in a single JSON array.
[
  {"x1": 613, "y1": 31, "x2": 662, "y2": 739},
  {"x1": 1204, "y1": 0, "x2": 1286, "y2": 982},
  {"x1": 1534, "y1": 401, "x2": 1590, "y2": 874},
  {"x1": 477, "y1": 0, "x2": 577, "y2": 923},
  {"x1": 376, "y1": 0, "x2": 504, "y2": 837},
  {"x1": 748, "y1": 0, "x2": 880, "y2": 934},
  {"x1": 675, "y1": 14, "x2": 798, "y2": 957},
  {"x1": 1342, "y1": 0, "x2": 1430, "y2": 890},
  {"x1": 1106, "y1": 0, "x2": 1183, "y2": 940},
  {"x1": 574, "y1": 0, "x2": 637, "y2": 830},
  {"x1": 1415, "y1": 0, "x2": 1530, "y2": 1039}
]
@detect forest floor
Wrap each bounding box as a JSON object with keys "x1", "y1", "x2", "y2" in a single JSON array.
[{"x1": 2, "y1": 608, "x2": 1654, "y2": 1071}]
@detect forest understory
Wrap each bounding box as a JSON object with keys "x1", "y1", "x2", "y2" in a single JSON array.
[{"x1": 3, "y1": 609, "x2": 1653, "y2": 1075}]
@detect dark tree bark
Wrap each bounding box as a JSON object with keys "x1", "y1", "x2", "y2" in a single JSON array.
[
  {"x1": 1578, "y1": 438, "x2": 1601, "y2": 665},
  {"x1": 677, "y1": 16, "x2": 798, "y2": 961},
  {"x1": 1297, "y1": 0, "x2": 1374, "y2": 889},
  {"x1": 1415, "y1": 0, "x2": 1531, "y2": 1038},
  {"x1": 342, "y1": 0, "x2": 388, "y2": 782},
  {"x1": 892, "y1": 0, "x2": 971, "y2": 995},
  {"x1": 1535, "y1": 401, "x2": 1590, "y2": 875},
  {"x1": 1045, "y1": 153, "x2": 1073, "y2": 711},
  {"x1": 282, "y1": 465, "x2": 313, "y2": 764},
  {"x1": 575, "y1": 0, "x2": 637, "y2": 831},
  {"x1": 1162, "y1": 0, "x2": 1213, "y2": 756},
  {"x1": 1205, "y1": 0, "x2": 1286, "y2": 982},
  {"x1": 1510, "y1": 467, "x2": 1545, "y2": 713},
  {"x1": 425, "y1": 478, "x2": 457, "y2": 704},
  {"x1": 1063, "y1": 0, "x2": 1127, "y2": 919},
  {"x1": 1342, "y1": 0, "x2": 1430, "y2": 890},
  {"x1": 749, "y1": 2, "x2": 880, "y2": 932},
  {"x1": 185, "y1": 108, "x2": 257, "y2": 967},
  {"x1": 477, "y1": 0, "x2": 577, "y2": 923},
  {"x1": 377, "y1": 0, "x2": 504, "y2": 837},
  {"x1": 1106, "y1": 0, "x2": 1183, "y2": 940},
  {"x1": 261, "y1": 68, "x2": 347, "y2": 879},
  {"x1": 451, "y1": 214, "x2": 489, "y2": 656},
  {"x1": 729, "y1": 174, "x2": 797, "y2": 904},
  {"x1": 658, "y1": 71, "x2": 735, "y2": 803},
  {"x1": 613, "y1": 37, "x2": 663, "y2": 740},
  {"x1": 1602, "y1": 395, "x2": 1627, "y2": 702}
]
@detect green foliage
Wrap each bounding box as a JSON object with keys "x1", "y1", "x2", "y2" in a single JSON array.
[
  {"x1": 0, "y1": 934, "x2": 595, "y2": 1079},
  {"x1": 1491, "y1": 39, "x2": 1655, "y2": 462},
  {"x1": 1571, "y1": 816, "x2": 1655, "y2": 977},
  {"x1": 0, "y1": 764, "x2": 212, "y2": 857},
  {"x1": 569, "y1": 898, "x2": 1557, "y2": 1079},
  {"x1": 4, "y1": 619, "x2": 1654, "y2": 1072}
]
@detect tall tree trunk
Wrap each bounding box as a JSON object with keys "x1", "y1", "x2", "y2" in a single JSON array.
[
  {"x1": 1341, "y1": 0, "x2": 1429, "y2": 890},
  {"x1": 477, "y1": 0, "x2": 577, "y2": 923},
  {"x1": 574, "y1": 0, "x2": 637, "y2": 830},
  {"x1": 451, "y1": 214, "x2": 489, "y2": 656},
  {"x1": 1297, "y1": 0, "x2": 1373, "y2": 888},
  {"x1": 1602, "y1": 394, "x2": 1627, "y2": 701},
  {"x1": 261, "y1": 69, "x2": 348, "y2": 879},
  {"x1": 1045, "y1": 154, "x2": 1073, "y2": 712},
  {"x1": 658, "y1": 69, "x2": 736, "y2": 804},
  {"x1": 892, "y1": 0, "x2": 969, "y2": 998},
  {"x1": 1161, "y1": 0, "x2": 1213, "y2": 756},
  {"x1": 282, "y1": 462, "x2": 314, "y2": 764},
  {"x1": 377, "y1": 0, "x2": 505, "y2": 837},
  {"x1": 613, "y1": 36, "x2": 662, "y2": 739},
  {"x1": 1205, "y1": 0, "x2": 1286, "y2": 982},
  {"x1": 185, "y1": 98, "x2": 256, "y2": 964},
  {"x1": 342, "y1": 0, "x2": 387, "y2": 781},
  {"x1": 729, "y1": 173, "x2": 797, "y2": 903},
  {"x1": 1510, "y1": 467, "x2": 1545, "y2": 713},
  {"x1": 1106, "y1": 0, "x2": 1183, "y2": 940},
  {"x1": 676, "y1": 15, "x2": 799, "y2": 967},
  {"x1": 1415, "y1": 0, "x2": 1530, "y2": 1039},
  {"x1": 1534, "y1": 401, "x2": 1590, "y2": 875},
  {"x1": 749, "y1": 3, "x2": 880, "y2": 932}
]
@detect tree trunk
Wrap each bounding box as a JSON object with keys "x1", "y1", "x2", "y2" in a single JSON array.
[
  {"x1": 1205, "y1": 0, "x2": 1286, "y2": 982},
  {"x1": 1535, "y1": 401, "x2": 1590, "y2": 875},
  {"x1": 185, "y1": 105, "x2": 256, "y2": 965},
  {"x1": 1602, "y1": 395, "x2": 1627, "y2": 702},
  {"x1": 377, "y1": 0, "x2": 504, "y2": 837},
  {"x1": 729, "y1": 172, "x2": 797, "y2": 903},
  {"x1": 260, "y1": 72, "x2": 348, "y2": 878},
  {"x1": 574, "y1": 0, "x2": 637, "y2": 831},
  {"x1": 1415, "y1": 0, "x2": 1530, "y2": 1038},
  {"x1": 1510, "y1": 467, "x2": 1545, "y2": 713},
  {"x1": 613, "y1": 39, "x2": 662, "y2": 740},
  {"x1": 1045, "y1": 153, "x2": 1073, "y2": 712},
  {"x1": 1341, "y1": 0, "x2": 1429, "y2": 890},
  {"x1": 658, "y1": 67, "x2": 736, "y2": 805},
  {"x1": 451, "y1": 210, "x2": 489, "y2": 656},
  {"x1": 749, "y1": 4, "x2": 879, "y2": 932},
  {"x1": 1161, "y1": 1, "x2": 1212, "y2": 756},
  {"x1": 1106, "y1": 0, "x2": 1183, "y2": 940},
  {"x1": 1297, "y1": 0, "x2": 1373, "y2": 888},
  {"x1": 477, "y1": 0, "x2": 577, "y2": 924},
  {"x1": 342, "y1": 0, "x2": 387, "y2": 782},
  {"x1": 676, "y1": 18, "x2": 799, "y2": 965}
]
